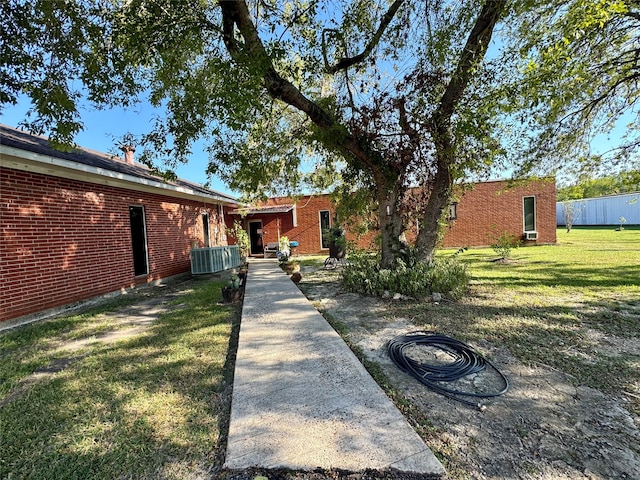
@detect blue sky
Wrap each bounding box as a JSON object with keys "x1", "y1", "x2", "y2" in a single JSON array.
[
  {"x1": 1, "y1": 99, "x2": 235, "y2": 197},
  {"x1": 2, "y1": 94, "x2": 633, "y2": 197}
]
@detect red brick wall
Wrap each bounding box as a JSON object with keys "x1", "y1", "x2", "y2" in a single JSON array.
[
  {"x1": 225, "y1": 179, "x2": 556, "y2": 255},
  {"x1": 1, "y1": 167, "x2": 226, "y2": 322},
  {"x1": 225, "y1": 196, "x2": 338, "y2": 255},
  {"x1": 441, "y1": 178, "x2": 557, "y2": 248}
]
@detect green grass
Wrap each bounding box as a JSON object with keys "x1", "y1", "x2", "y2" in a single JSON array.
[
  {"x1": 0, "y1": 278, "x2": 239, "y2": 479},
  {"x1": 2, "y1": 228, "x2": 639, "y2": 478},
  {"x1": 294, "y1": 254, "x2": 327, "y2": 268},
  {"x1": 454, "y1": 226, "x2": 640, "y2": 293},
  {"x1": 400, "y1": 226, "x2": 640, "y2": 408},
  {"x1": 0, "y1": 295, "x2": 148, "y2": 398}
]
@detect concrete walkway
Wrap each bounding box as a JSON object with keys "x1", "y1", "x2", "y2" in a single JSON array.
[{"x1": 224, "y1": 259, "x2": 445, "y2": 476}]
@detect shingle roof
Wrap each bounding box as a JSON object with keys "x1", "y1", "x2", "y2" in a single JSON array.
[
  {"x1": 0, "y1": 124, "x2": 237, "y2": 204},
  {"x1": 228, "y1": 204, "x2": 295, "y2": 215}
]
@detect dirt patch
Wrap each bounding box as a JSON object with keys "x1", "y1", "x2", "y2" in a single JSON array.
[{"x1": 297, "y1": 267, "x2": 640, "y2": 480}]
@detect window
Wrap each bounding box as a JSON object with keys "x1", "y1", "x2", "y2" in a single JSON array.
[
  {"x1": 448, "y1": 202, "x2": 458, "y2": 220},
  {"x1": 129, "y1": 205, "x2": 148, "y2": 276},
  {"x1": 319, "y1": 210, "x2": 331, "y2": 249},
  {"x1": 202, "y1": 213, "x2": 210, "y2": 247},
  {"x1": 523, "y1": 196, "x2": 536, "y2": 232}
]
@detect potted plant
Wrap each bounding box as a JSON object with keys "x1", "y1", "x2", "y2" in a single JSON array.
[
  {"x1": 277, "y1": 249, "x2": 300, "y2": 275},
  {"x1": 283, "y1": 259, "x2": 300, "y2": 275},
  {"x1": 222, "y1": 274, "x2": 243, "y2": 303},
  {"x1": 327, "y1": 226, "x2": 346, "y2": 259}
]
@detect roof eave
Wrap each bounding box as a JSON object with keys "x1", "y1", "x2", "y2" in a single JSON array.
[{"x1": 1, "y1": 144, "x2": 237, "y2": 206}]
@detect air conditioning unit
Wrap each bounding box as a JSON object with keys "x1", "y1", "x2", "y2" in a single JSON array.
[{"x1": 524, "y1": 231, "x2": 538, "y2": 241}]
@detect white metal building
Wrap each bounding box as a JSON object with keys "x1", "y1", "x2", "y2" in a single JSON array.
[{"x1": 557, "y1": 192, "x2": 640, "y2": 226}]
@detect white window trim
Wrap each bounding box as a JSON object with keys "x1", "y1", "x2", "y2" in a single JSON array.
[
  {"x1": 523, "y1": 196, "x2": 537, "y2": 233},
  {"x1": 319, "y1": 210, "x2": 331, "y2": 250}
]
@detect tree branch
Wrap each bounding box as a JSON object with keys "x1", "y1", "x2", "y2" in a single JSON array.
[
  {"x1": 323, "y1": 0, "x2": 406, "y2": 74},
  {"x1": 219, "y1": 1, "x2": 332, "y2": 127},
  {"x1": 624, "y1": 10, "x2": 640, "y2": 21},
  {"x1": 218, "y1": 0, "x2": 379, "y2": 173},
  {"x1": 220, "y1": 2, "x2": 240, "y2": 56},
  {"x1": 568, "y1": 71, "x2": 640, "y2": 123},
  {"x1": 434, "y1": 0, "x2": 507, "y2": 121}
]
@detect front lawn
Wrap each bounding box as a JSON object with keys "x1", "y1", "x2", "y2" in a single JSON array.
[
  {"x1": 0, "y1": 278, "x2": 239, "y2": 479},
  {"x1": 417, "y1": 226, "x2": 640, "y2": 406},
  {"x1": 1, "y1": 227, "x2": 638, "y2": 479},
  {"x1": 457, "y1": 226, "x2": 640, "y2": 293},
  {"x1": 297, "y1": 226, "x2": 640, "y2": 479}
]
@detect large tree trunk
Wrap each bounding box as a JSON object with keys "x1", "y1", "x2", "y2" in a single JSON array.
[
  {"x1": 415, "y1": 0, "x2": 507, "y2": 263},
  {"x1": 416, "y1": 121, "x2": 453, "y2": 263},
  {"x1": 377, "y1": 185, "x2": 405, "y2": 268}
]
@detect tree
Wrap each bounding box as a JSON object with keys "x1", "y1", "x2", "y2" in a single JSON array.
[
  {"x1": 557, "y1": 170, "x2": 640, "y2": 200},
  {"x1": 1, "y1": 0, "x2": 508, "y2": 267},
  {"x1": 501, "y1": 0, "x2": 640, "y2": 177},
  {"x1": 560, "y1": 200, "x2": 586, "y2": 232}
]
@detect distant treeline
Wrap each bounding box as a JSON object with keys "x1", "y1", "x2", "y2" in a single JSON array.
[{"x1": 557, "y1": 170, "x2": 640, "y2": 201}]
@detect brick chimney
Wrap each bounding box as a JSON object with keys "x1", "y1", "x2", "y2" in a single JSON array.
[{"x1": 120, "y1": 145, "x2": 135, "y2": 165}]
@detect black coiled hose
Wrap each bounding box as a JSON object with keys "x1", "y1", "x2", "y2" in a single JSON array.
[{"x1": 387, "y1": 331, "x2": 509, "y2": 410}]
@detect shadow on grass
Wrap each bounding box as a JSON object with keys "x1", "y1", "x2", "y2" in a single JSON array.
[
  {"x1": 390, "y1": 290, "x2": 640, "y2": 405},
  {"x1": 0, "y1": 278, "x2": 242, "y2": 479}
]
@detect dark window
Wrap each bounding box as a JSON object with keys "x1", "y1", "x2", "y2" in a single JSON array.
[
  {"x1": 523, "y1": 196, "x2": 536, "y2": 232},
  {"x1": 129, "y1": 206, "x2": 148, "y2": 276},
  {"x1": 448, "y1": 202, "x2": 458, "y2": 220},
  {"x1": 320, "y1": 210, "x2": 331, "y2": 249},
  {"x1": 202, "y1": 213, "x2": 210, "y2": 247}
]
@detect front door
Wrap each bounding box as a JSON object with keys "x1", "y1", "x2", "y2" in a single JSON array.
[
  {"x1": 129, "y1": 205, "x2": 148, "y2": 276},
  {"x1": 249, "y1": 221, "x2": 263, "y2": 255}
]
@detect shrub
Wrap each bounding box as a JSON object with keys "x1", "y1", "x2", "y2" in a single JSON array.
[
  {"x1": 490, "y1": 230, "x2": 520, "y2": 260},
  {"x1": 429, "y1": 257, "x2": 470, "y2": 299},
  {"x1": 341, "y1": 251, "x2": 469, "y2": 300},
  {"x1": 229, "y1": 221, "x2": 250, "y2": 258}
]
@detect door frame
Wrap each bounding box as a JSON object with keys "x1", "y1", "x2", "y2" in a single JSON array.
[{"x1": 129, "y1": 205, "x2": 149, "y2": 276}]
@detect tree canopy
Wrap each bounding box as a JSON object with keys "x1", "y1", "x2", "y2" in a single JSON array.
[
  {"x1": 501, "y1": 0, "x2": 640, "y2": 177},
  {"x1": 3, "y1": 0, "x2": 638, "y2": 266},
  {"x1": 557, "y1": 169, "x2": 640, "y2": 200},
  {"x1": 2, "y1": 0, "x2": 513, "y2": 266}
]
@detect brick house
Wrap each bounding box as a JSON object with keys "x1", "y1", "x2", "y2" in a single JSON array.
[
  {"x1": 441, "y1": 178, "x2": 557, "y2": 247},
  {"x1": 226, "y1": 178, "x2": 556, "y2": 255},
  {"x1": 0, "y1": 125, "x2": 237, "y2": 324},
  {"x1": 226, "y1": 196, "x2": 340, "y2": 256}
]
